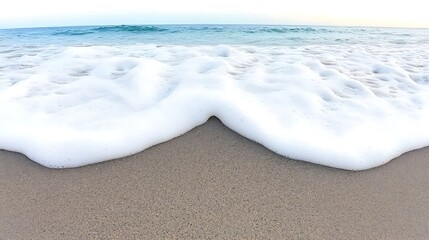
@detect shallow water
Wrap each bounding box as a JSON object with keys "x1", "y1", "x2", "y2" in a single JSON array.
[{"x1": 0, "y1": 25, "x2": 428, "y2": 169}]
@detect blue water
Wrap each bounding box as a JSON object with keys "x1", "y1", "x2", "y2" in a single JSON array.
[{"x1": 1, "y1": 24, "x2": 428, "y2": 47}]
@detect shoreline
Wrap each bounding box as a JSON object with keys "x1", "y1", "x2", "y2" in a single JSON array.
[{"x1": 1, "y1": 118, "x2": 428, "y2": 239}]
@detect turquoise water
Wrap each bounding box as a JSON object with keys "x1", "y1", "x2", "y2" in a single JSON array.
[{"x1": 1, "y1": 25, "x2": 428, "y2": 46}]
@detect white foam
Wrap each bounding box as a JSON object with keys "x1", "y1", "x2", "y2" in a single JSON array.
[{"x1": 1, "y1": 44, "x2": 428, "y2": 170}]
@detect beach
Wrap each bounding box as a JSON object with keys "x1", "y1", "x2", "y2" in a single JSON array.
[{"x1": 0, "y1": 117, "x2": 428, "y2": 239}]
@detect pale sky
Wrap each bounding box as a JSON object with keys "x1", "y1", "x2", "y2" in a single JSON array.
[{"x1": 0, "y1": 0, "x2": 428, "y2": 29}]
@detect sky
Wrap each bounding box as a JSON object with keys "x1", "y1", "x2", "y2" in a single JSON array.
[{"x1": 0, "y1": 0, "x2": 428, "y2": 29}]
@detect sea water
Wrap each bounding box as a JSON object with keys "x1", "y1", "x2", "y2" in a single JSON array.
[{"x1": 0, "y1": 25, "x2": 428, "y2": 170}]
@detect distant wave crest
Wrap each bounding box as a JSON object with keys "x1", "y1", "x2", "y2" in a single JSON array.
[
  {"x1": 52, "y1": 25, "x2": 169, "y2": 36},
  {"x1": 243, "y1": 27, "x2": 322, "y2": 33},
  {"x1": 51, "y1": 25, "x2": 333, "y2": 36},
  {"x1": 93, "y1": 25, "x2": 169, "y2": 33}
]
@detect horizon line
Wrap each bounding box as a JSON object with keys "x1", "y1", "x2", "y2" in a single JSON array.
[{"x1": 2, "y1": 23, "x2": 429, "y2": 31}]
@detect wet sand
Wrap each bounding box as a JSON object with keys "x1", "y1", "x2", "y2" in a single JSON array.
[{"x1": 0, "y1": 118, "x2": 428, "y2": 239}]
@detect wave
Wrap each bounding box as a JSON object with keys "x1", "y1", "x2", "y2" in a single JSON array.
[
  {"x1": 49, "y1": 25, "x2": 336, "y2": 37},
  {"x1": 1, "y1": 43, "x2": 428, "y2": 170},
  {"x1": 52, "y1": 25, "x2": 169, "y2": 36},
  {"x1": 52, "y1": 29, "x2": 95, "y2": 36},
  {"x1": 243, "y1": 27, "x2": 322, "y2": 33},
  {"x1": 92, "y1": 25, "x2": 169, "y2": 33}
]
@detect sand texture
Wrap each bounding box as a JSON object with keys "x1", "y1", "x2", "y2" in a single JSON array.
[{"x1": 0, "y1": 118, "x2": 428, "y2": 239}]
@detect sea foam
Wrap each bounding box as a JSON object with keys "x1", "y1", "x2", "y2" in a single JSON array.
[{"x1": 0, "y1": 27, "x2": 429, "y2": 170}]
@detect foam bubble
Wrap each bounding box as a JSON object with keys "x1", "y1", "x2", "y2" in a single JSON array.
[{"x1": 0, "y1": 43, "x2": 428, "y2": 170}]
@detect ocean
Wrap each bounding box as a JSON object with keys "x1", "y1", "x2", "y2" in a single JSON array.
[{"x1": 0, "y1": 25, "x2": 428, "y2": 169}]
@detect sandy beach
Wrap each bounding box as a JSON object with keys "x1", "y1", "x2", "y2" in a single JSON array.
[{"x1": 0, "y1": 117, "x2": 428, "y2": 239}]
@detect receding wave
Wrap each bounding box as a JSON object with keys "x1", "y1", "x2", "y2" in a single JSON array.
[
  {"x1": 1, "y1": 43, "x2": 429, "y2": 170},
  {"x1": 2, "y1": 25, "x2": 429, "y2": 170}
]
